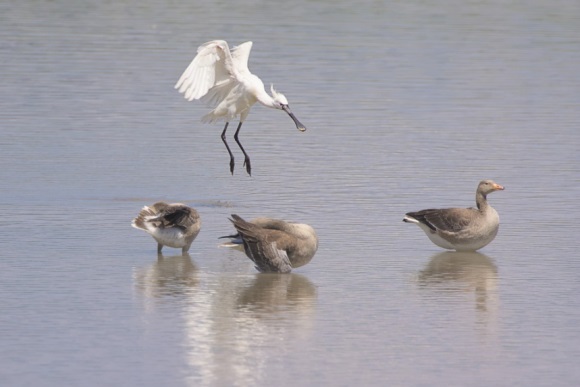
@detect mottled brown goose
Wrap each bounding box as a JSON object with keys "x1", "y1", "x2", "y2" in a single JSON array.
[
  {"x1": 224, "y1": 215, "x2": 319, "y2": 273},
  {"x1": 132, "y1": 202, "x2": 201, "y2": 254},
  {"x1": 403, "y1": 180, "x2": 504, "y2": 251}
]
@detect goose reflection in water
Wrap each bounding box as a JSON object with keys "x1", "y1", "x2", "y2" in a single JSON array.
[
  {"x1": 133, "y1": 253, "x2": 199, "y2": 300},
  {"x1": 236, "y1": 273, "x2": 317, "y2": 315},
  {"x1": 182, "y1": 272, "x2": 317, "y2": 387},
  {"x1": 418, "y1": 252, "x2": 498, "y2": 312},
  {"x1": 133, "y1": 248, "x2": 318, "y2": 387}
]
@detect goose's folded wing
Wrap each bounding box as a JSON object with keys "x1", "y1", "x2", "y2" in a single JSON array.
[
  {"x1": 245, "y1": 237, "x2": 293, "y2": 274},
  {"x1": 410, "y1": 208, "x2": 475, "y2": 233},
  {"x1": 158, "y1": 205, "x2": 197, "y2": 230},
  {"x1": 230, "y1": 215, "x2": 293, "y2": 273}
]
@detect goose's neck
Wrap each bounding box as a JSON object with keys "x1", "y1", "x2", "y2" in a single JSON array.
[
  {"x1": 284, "y1": 222, "x2": 317, "y2": 244},
  {"x1": 258, "y1": 218, "x2": 317, "y2": 243},
  {"x1": 254, "y1": 218, "x2": 289, "y2": 231},
  {"x1": 286, "y1": 223, "x2": 312, "y2": 239},
  {"x1": 297, "y1": 226, "x2": 318, "y2": 243},
  {"x1": 476, "y1": 191, "x2": 489, "y2": 211}
]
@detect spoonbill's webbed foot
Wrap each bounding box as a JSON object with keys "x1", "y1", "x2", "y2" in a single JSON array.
[{"x1": 243, "y1": 156, "x2": 252, "y2": 176}]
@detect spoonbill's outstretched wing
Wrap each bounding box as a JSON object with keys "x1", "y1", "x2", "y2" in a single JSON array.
[
  {"x1": 175, "y1": 40, "x2": 231, "y2": 101},
  {"x1": 175, "y1": 40, "x2": 253, "y2": 103},
  {"x1": 229, "y1": 41, "x2": 252, "y2": 76}
]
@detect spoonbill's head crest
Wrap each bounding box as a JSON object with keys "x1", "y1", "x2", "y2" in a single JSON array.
[{"x1": 270, "y1": 84, "x2": 289, "y2": 107}]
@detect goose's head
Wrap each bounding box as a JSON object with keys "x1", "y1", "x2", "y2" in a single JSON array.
[{"x1": 478, "y1": 180, "x2": 505, "y2": 195}]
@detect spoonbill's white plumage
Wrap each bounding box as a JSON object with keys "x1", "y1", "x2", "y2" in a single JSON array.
[
  {"x1": 175, "y1": 40, "x2": 307, "y2": 176},
  {"x1": 403, "y1": 180, "x2": 504, "y2": 251},
  {"x1": 222, "y1": 215, "x2": 319, "y2": 273},
  {"x1": 132, "y1": 202, "x2": 201, "y2": 254}
]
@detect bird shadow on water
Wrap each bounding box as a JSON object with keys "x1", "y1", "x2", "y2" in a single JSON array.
[
  {"x1": 235, "y1": 273, "x2": 318, "y2": 317},
  {"x1": 133, "y1": 253, "x2": 199, "y2": 299}
]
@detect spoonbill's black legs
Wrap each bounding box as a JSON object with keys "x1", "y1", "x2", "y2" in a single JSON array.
[
  {"x1": 234, "y1": 122, "x2": 252, "y2": 176},
  {"x1": 221, "y1": 122, "x2": 235, "y2": 175},
  {"x1": 220, "y1": 121, "x2": 251, "y2": 176}
]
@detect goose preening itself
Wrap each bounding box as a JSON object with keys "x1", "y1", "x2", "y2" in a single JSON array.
[
  {"x1": 132, "y1": 202, "x2": 201, "y2": 254},
  {"x1": 403, "y1": 180, "x2": 504, "y2": 251},
  {"x1": 175, "y1": 40, "x2": 307, "y2": 176},
  {"x1": 222, "y1": 215, "x2": 318, "y2": 273}
]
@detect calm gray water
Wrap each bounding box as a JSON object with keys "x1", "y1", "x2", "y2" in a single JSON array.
[{"x1": 1, "y1": 0, "x2": 580, "y2": 386}]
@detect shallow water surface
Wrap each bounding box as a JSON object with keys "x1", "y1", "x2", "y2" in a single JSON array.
[{"x1": 1, "y1": 0, "x2": 580, "y2": 386}]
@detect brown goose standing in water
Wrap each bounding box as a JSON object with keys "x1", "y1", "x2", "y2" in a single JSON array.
[
  {"x1": 223, "y1": 215, "x2": 319, "y2": 273},
  {"x1": 132, "y1": 202, "x2": 201, "y2": 254},
  {"x1": 403, "y1": 180, "x2": 504, "y2": 251}
]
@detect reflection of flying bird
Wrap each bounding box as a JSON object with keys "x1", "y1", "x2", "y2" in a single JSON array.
[
  {"x1": 223, "y1": 215, "x2": 318, "y2": 273},
  {"x1": 132, "y1": 202, "x2": 201, "y2": 254},
  {"x1": 403, "y1": 180, "x2": 504, "y2": 251},
  {"x1": 175, "y1": 40, "x2": 307, "y2": 176}
]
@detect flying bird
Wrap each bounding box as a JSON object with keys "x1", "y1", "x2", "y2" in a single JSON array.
[
  {"x1": 132, "y1": 202, "x2": 201, "y2": 254},
  {"x1": 403, "y1": 180, "x2": 504, "y2": 251},
  {"x1": 222, "y1": 215, "x2": 318, "y2": 273},
  {"x1": 175, "y1": 40, "x2": 307, "y2": 176}
]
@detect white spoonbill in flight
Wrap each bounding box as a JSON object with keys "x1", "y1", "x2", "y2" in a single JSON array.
[{"x1": 175, "y1": 40, "x2": 307, "y2": 176}]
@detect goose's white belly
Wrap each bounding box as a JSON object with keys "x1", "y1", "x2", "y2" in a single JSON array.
[
  {"x1": 425, "y1": 231, "x2": 457, "y2": 250},
  {"x1": 149, "y1": 227, "x2": 187, "y2": 248},
  {"x1": 424, "y1": 226, "x2": 499, "y2": 251}
]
